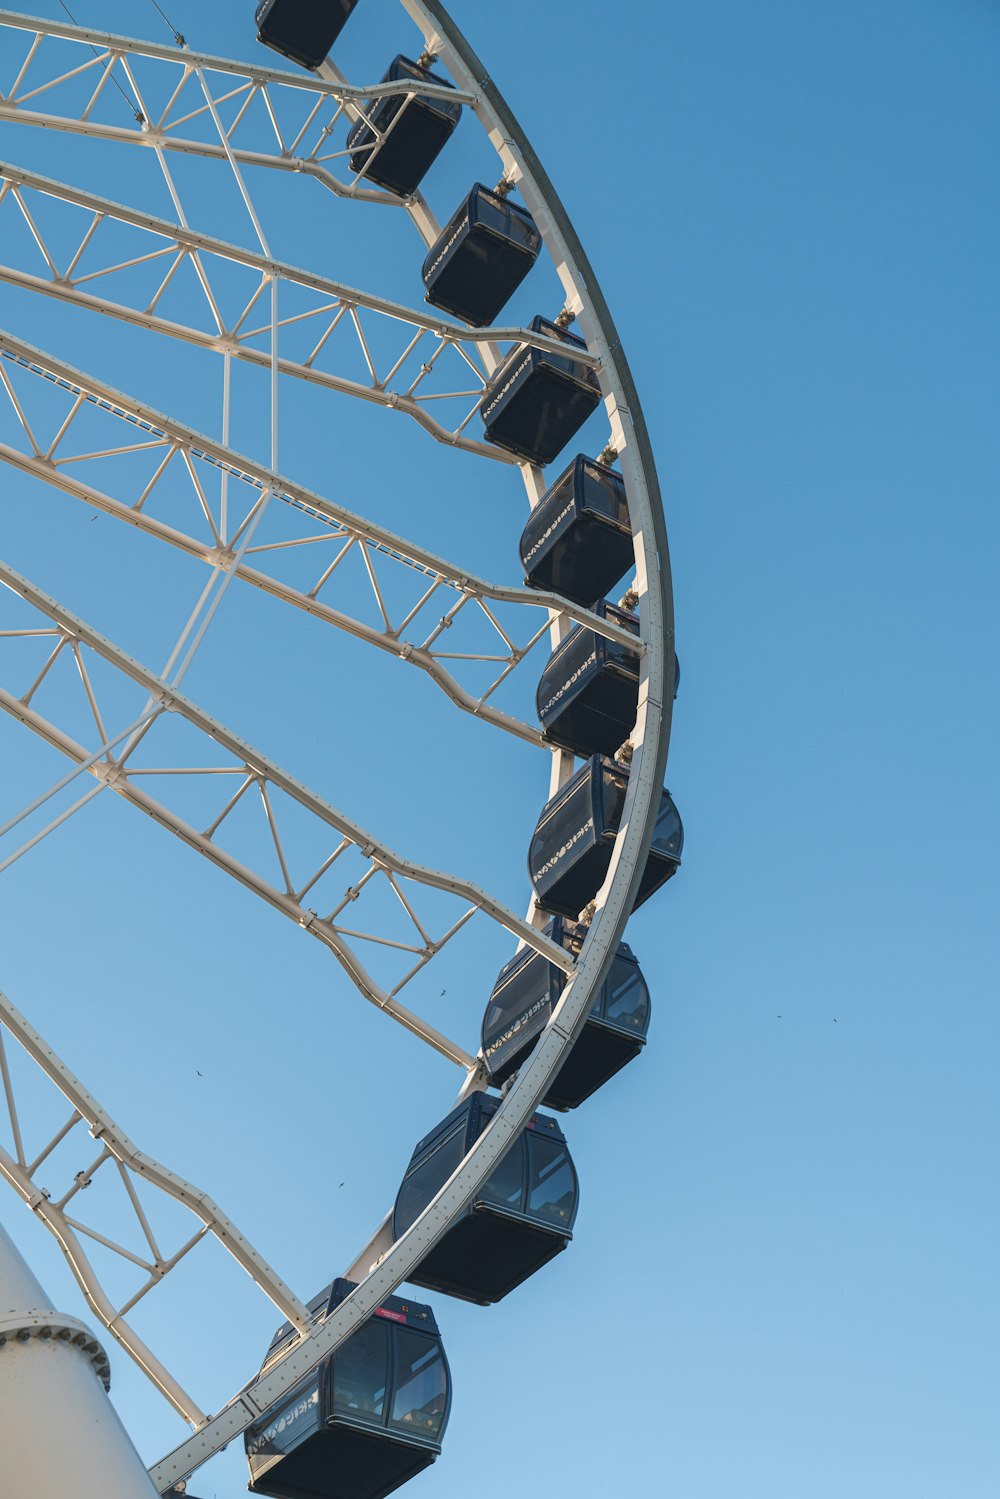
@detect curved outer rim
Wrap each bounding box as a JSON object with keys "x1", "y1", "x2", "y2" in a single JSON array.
[{"x1": 0, "y1": 5, "x2": 672, "y2": 1488}]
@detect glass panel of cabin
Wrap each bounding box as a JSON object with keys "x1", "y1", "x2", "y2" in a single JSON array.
[
  {"x1": 651, "y1": 794, "x2": 683, "y2": 859},
  {"x1": 393, "y1": 1124, "x2": 466, "y2": 1236},
  {"x1": 481, "y1": 968, "x2": 523, "y2": 1042},
  {"x1": 526, "y1": 1133, "x2": 577, "y2": 1229},
  {"x1": 390, "y1": 1330, "x2": 448, "y2": 1439},
  {"x1": 603, "y1": 955, "x2": 650, "y2": 1031},
  {"x1": 478, "y1": 1135, "x2": 526, "y2": 1213},
  {"x1": 580, "y1": 462, "x2": 628, "y2": 523},
  {"x1": 604, "y1": 624, "x2": 641, "y2": 673},
  {"x1": 485, "y1": 953, "x2": 552, "y2": 1042},
  {"x1": 474, "y1": 192, "x2": 511, "y2": 237},
  {"x1": 331, "y1": 1318, "x2": 388, "y2": 1423}
]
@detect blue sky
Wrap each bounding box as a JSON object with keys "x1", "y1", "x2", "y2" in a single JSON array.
[{"x1": 0, "y1": 2, "x2": 997, "y2": 1497}]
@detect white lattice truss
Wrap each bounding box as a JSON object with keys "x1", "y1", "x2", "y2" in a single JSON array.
[
  {"x1": 0, "y1": 15, "x2": 594, "y2": 450},
  {"x1": 0, "y1": 8, "x2": 469, "y2": 214},
  {"x1": 0, "y1": 159, "x2": 590, "y2": 459},
  {"x1": 0, "y1": 331, "x2": 638, "y2": 744},
  {"x1": 0, "y1": 4, "x2": 674, "y2": 1493},
  {"x1": 0, "y1": 986, "x2": 312, "y2": 1424},
  {"x1": 0, "y1": 556, "x2": 581, "y2": 1063}
]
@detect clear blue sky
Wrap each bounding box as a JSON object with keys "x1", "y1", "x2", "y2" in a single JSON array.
[{"x1": 0, "y1": 2, "x2": 997, "y2": 1497}]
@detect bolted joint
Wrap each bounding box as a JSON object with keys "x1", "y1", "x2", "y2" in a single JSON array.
[
  {"x1": 492, "y1": 175, "x2": 515, "y2": 198},
  {"x1": 597, "y1": 442, "x2": 619, "y2": 467},
  {"x1": 554, "y1": 308, "x2": 576, "y2": 330},
  {"x1": 417, "y1": 48, "x2": 438, "y2": 69},
  {"x1": 619, "y1": 586, "x2": 640, "y2": 612},
  {"x1": 0, "y1": 1311, "x2": 112, "y2": 1390},
  {"x1": 615, "y1": 740, "x2": 635, "y2": 766}
]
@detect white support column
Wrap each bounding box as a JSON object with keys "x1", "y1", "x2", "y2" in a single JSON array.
[{"x1": 0, "y1": 1219, "x2": 161, "y2": 1499}]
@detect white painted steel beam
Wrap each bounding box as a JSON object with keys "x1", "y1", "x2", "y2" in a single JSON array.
[
  {"x1": 0, "y1": 6, "x2": 675, "y2": 1492},
  {"x1": 0, "y1": 8, "x2": 476, "y2": 104},
  {"x1": 0, "y1": 561, "x2": 576, "y2": 1042},
  {"x1": 0, "y1": 6, "x2": 474, "y2": 223},
  {"x1": 0, "y1": 331, "x2": 640, "y2": 741},
  {"x1": 0, "y1": 176, "x2": 586, "y2": 459},
  {"x1": 149, "y1": 0, "x2": 677, "y2": 1476},
  {"x1": 0, "y1": 989, "x2": 313, "y2": 1422},
  {"x1": 0, "y1": 336, "x2": 629, "y2": 641},
  {"x1": 0, "y1": 165, "x2": 593, "y2": 365}
]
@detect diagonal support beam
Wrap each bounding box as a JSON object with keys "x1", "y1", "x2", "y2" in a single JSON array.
[
  {"x1": 0, "y1": 562, "x2": 576, "y2": 1059},
  {"x1": 0, "y1": 7, "x2": 474, "y2": 223},
  {"x1": 0, "y1": 331, "x2": 640, "y2": 743},
  {"x1": 0, "y1": 166, "x2": 590, "y2": 363},
  {"x1": 0, "y1": 164, "x2": 596, "y2": 461},
  {"x1": 0, "y1": 987, "x2": 313, "y2": 1422}
]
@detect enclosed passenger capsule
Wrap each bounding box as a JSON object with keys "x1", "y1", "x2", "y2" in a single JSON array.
[
  {"x1": 245, "y1": 1278, "x2": 450, "y2": 1499},
  {"x1": 483, "y1": 918, "x2": 651, "y2": 1109},
  {"x1": 346, "y1": 56, "x2": 461, "y2": 198},
  {"x1": 255, "y1": 0, "x2": 358, "y2": 70},
  {"x1": 519, "y1": 455, "x2": 633, "y2": 605},
  {"x1": 480, "y1": 317, "x2": 601, "y2": 466},
  {"x1": 528, "y1": 756, "x2": 682, "y2": 919},
  {"x1": 536, "y1": 600, "x2": 640, "y2": 758},
  {"x1": 392, "y1": 1095, "x2": 578, "y2": 1304},
  {"x1": 422, "y1": 184, "x2": 541, "y2": 326}
]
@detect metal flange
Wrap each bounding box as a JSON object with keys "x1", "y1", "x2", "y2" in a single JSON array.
[{"x1": 0, "y1": 1309, "x2": 111, "y2": 1390}]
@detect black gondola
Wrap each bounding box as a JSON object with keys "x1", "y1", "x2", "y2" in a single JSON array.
[
  {"x1": 422, "y1": 184, "x2": 541, "y2": 326},
  {"x1": 480, "y1": 317, "x2": 601, "y2": 466},
  {"x1": 482, "y1": 917, "x2": 651, "y2": 1109},
  {"x1": 346, "y1": 56, "x2": 461, "y2": 198},
  {"x1": 392, "y1": 1094, "x2": 578, "y2": 1304},
  {"x1": 519, "y1": 455, "x2": 633, "y2": 604},
  {"x1": 245, "y1": 1278, "x2": 450, "y2": 1499},
  {"x1": 536, "y1": 600, "x2": 640, "y2": 758},
  {"x1": 255, "y1": 0, "x2": 358, "y2": 70},
  {"x1": 528, "y1": 755, "x2": 682, "y2": 919}
]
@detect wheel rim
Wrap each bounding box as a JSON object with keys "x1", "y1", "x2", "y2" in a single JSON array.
[{"x1": 0, "y1": 5, "x2": 676, "y2": 1491}]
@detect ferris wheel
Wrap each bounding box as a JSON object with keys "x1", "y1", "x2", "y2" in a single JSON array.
[{"x1": 0, "y1": 3, "x2": 679, "y2": 1496}]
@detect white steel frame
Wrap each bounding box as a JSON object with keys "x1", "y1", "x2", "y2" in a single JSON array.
[
  {"x1": 0, "y1": 556, "x2": 576, "y2": 1065},
  {"x1": 0, "y1": 159, "x2": 592, "y2": 461},
  {"x1": 0, "y1": 330, "x2": 636, "y2": 745},
  {"x1": 0, "y1": 3, "x2": 676, "y2": 1493},
  {"x1": 0, "y1": 987, "x2": 312, "y2": 1425}
]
